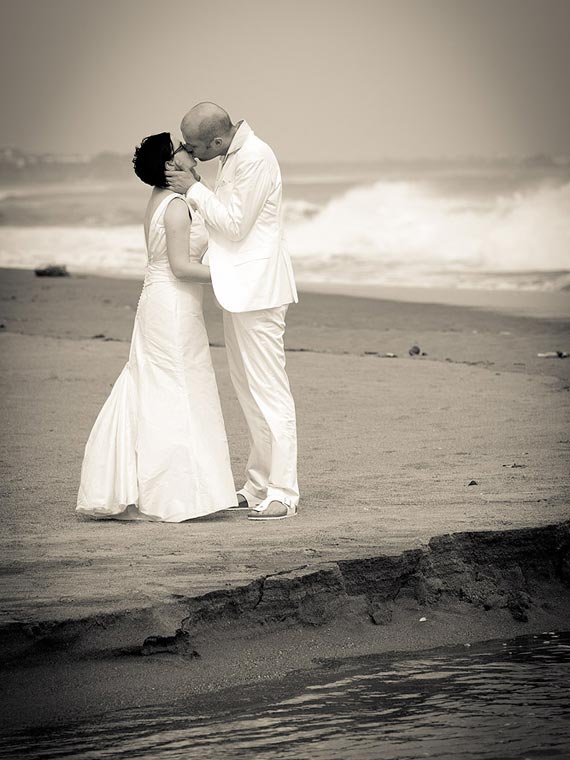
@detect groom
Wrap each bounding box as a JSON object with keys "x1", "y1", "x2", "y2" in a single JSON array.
[{"x1": 166, "y1": 102, "x2": 299, "y2": 521}]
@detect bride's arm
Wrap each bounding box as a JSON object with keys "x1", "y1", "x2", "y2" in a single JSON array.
[{"x1": 164, "y1": 198, "x2": 211, "y2": 283}]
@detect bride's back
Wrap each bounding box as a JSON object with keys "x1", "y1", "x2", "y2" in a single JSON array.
[{"x1": 144, "y1": 189, "x2": 209, "y2": 270}]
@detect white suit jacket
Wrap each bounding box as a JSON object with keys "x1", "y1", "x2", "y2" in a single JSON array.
[{"x1": 186, "y1": 122, "x2": 298, "y2": 313}]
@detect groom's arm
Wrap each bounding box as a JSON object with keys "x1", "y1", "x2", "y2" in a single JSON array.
[{"x1": 188, "y1": 160, "x2": 274, "y2": 243}]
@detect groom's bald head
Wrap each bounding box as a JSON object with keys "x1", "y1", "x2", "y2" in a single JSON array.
[
  {"x1": 181, "y1": 102, "x2": 235, "y2": 161},
  {"x1": 182, "y1": 102, "x2": 232, "y2": 142}
]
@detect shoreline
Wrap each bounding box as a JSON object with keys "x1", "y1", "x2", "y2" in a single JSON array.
[
  {"x1": 1, "y1": 521, "x2": 569, "y2": 731},
  {"x1": 297, "y1": 280, "x2": 570, "y2": 319},
  {"x1": 2, "y1": 263, "x2": 570, "y2": 319}
]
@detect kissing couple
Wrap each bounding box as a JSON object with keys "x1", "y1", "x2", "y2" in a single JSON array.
[{"x1": 76, "y1": 102, "x2": 299, "y2": 523}]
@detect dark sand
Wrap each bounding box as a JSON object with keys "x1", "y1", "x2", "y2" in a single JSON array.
[{"x1": 0, "y1": 267, "x2": 569, "y2": 729}]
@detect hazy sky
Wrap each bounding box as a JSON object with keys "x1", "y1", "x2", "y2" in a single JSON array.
[{"x1": 1, "y1": 0, "x2": 569, "y2": 161}]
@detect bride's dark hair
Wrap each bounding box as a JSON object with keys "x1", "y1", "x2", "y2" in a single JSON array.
[{"x1": 132, "y1": 132, "x2": 174, "y2": 188}]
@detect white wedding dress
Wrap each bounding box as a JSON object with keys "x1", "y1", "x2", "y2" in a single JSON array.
[{"x1": 77, "y1": 193, "x2": 237, "y2": 521}]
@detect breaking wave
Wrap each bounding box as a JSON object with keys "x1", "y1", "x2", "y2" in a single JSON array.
[{"x1": 284, "y1": 180, "x2": 570, "y2": 289}]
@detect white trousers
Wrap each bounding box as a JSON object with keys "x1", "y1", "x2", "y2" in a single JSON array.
[{"x1": 223, "y1": 305, "x2": 299, "y2": 506}]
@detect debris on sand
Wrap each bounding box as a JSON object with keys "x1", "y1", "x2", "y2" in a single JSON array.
[
  {"x1": 34, "y1": 265, "x2": 70, "y2": 277},
  {"x1": 537, "y1": 351, "x2": 569, "y2": 359},
  {"x1": 91, "y1": 333, "x2": 120, "y2": 342},
  {"x1": 468, "y1": 480, "x2": 478, "y2": 486},
  {"x1": 409, "y1": 345, "x2": 421, "y2": 356},
  {"x1": 141, "y1": 629, "x2": 198, "y2": 657}
]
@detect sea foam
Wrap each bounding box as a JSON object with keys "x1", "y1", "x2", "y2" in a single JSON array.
[{"x1": 285, "y1": 180, "x2": 570, "y2": 271}]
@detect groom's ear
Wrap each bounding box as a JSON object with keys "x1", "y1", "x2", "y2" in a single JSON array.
[{"x1": 165, "y1": 159, "x2": 175, "y2": 170}]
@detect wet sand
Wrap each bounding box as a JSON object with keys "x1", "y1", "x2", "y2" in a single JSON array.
[{"x1": 0, "y1": 267, "x2": 569, "y2": 729}]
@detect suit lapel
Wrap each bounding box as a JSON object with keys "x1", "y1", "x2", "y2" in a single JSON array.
[
  {"x1": 214, "y1": 158, "x2": 224, "y2": 192},
  {"x1": 214, "y1": 124, "x2": 252, "y2": 191}
]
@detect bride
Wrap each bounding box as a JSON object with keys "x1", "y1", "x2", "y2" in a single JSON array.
[{"x1": 77, "y1": 133, "x2": 237, "y2": 521}]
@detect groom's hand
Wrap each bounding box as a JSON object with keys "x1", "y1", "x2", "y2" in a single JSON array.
[{"x1": 165, "y1": 168, "x2": 200, "y2": 194}]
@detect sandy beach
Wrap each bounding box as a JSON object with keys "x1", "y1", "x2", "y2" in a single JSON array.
[{"x1": 1, "y1": 266, "x2": 569, "y2": 729}]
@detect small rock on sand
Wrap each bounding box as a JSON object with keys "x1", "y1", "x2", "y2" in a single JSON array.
[
  {"x1": 141, "y1": 629, "x2": 198, "y2": 657},
  {"x1": 370, "y1": 606, "x2": 393, "y2": 626}
]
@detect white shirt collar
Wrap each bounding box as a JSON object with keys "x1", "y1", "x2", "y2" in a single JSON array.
[{"x1": 224, "y1": 120, "x2": 253, "y2": 158}]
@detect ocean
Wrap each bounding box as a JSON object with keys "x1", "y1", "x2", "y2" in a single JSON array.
[{"x1": 1, "y1": 161, "x2": 569, "y2": 291}]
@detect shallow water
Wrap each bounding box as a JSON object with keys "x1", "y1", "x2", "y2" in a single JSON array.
[{"x1": 2, "y1": 632, "x2": 569, "y2": 759}]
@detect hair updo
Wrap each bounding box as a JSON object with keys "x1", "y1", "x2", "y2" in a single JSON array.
[{"x1": 132, "y1": 132, "x2": 174, "y2": 188}]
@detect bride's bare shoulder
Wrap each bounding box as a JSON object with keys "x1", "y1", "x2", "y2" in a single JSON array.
[{"x1": 164, "y1": 196, "x2": 191, "y2": 229}]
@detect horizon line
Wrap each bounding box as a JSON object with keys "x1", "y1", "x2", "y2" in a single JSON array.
[{"x1": 1, "y1": 146, "x2": 569, "y2": 166}]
